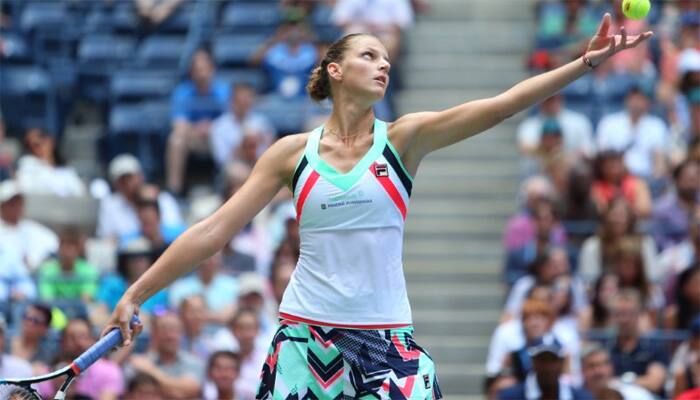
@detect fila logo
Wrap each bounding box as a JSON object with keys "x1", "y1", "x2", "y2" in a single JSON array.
[{"x1": 374, "y1": 163, "x2": 389, "y2": 177}]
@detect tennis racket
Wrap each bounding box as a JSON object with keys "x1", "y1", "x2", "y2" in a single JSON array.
[{"x1": 0, "y1": 315, "x2": 140, "y2": 400}]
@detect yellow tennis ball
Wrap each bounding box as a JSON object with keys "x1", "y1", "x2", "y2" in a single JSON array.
[{"x1": 622, "y1": 0, "x2": 650, "y2": 20}]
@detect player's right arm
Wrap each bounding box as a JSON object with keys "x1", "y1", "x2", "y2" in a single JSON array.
[{"x1": 104, "y1": 134, "x2": 306, "y2": 344}]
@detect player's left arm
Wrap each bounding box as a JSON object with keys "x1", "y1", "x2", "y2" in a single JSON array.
[{"x1": 399, "y1": 13, "x2": 652, "y2": 157}]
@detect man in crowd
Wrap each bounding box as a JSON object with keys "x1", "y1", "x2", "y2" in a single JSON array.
[{"x1": 581, "y1": 344, "x2": 655, "y2": 400}]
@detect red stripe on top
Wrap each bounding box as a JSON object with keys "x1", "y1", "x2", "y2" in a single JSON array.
[
  {"x1": 70, "y1": 362, "x2": 81, "y2": 375},
  {"x1": 371, "y1": 163, "x2": 407, "y2": 220},
  {"x1": 296, "y1": 170, "x2": 320, "y2": 221},
  {"x1": 279, "y1": 312, "x2": 411, "y2": 330}
]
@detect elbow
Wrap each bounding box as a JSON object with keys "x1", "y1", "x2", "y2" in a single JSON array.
[{"x1": 190, "y1": 218, "x2": 228, "y2": 255}]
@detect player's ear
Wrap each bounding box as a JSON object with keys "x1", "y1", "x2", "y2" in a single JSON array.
[{"x1": 327, "y1": 62, "x2": 343, "y2": 82}]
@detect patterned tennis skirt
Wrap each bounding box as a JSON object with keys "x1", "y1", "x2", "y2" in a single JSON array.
[{"x1": 256, "y1": 319, "x2": 443, "y2": 399}]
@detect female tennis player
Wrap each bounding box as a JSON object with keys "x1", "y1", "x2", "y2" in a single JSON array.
[{"x1": 104, "y1": 13, "x2": 651, "y2": 399}]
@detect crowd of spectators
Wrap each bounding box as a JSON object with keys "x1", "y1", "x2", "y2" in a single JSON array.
[
  {"x1": 0, "y1": 0, "x2": 423, "y2": 399},
  {"x1": 488, "y1": 0, "x2": 700, "y2": 399}
]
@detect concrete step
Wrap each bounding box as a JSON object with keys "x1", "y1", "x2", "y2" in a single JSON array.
[
  {"x1": 404, "y1": 53, "x2": 524, "y2": 72},
  {"x1": 406, "y1": 215, "x2": 506, "y2": 235},
  {"x1": 413, "y1": 333, "x2": 492, "y2": 364},
  {"x1": 408, "y1": 198, "x2": 515, "y2": 217},
  {"x1": 410, "y1": 179, "x2": 518, "y2": 197},
  {"x1": 406, "y1": 21, "x2": 531, "y2": 54},
  {"x1": 404, "y1": 64, "x2": 528, "y2": 90},
  {"x1": 429, "y1": 363, "x2": 485, "y2": 395},
  {"x1": 416, "y1": 159, "x2": 518, "y2": 179},
  {"x1": 422, "y1": 0, "x2": 535, "y2": 22},
  {"x1": 413, "y1": 310, "x2": 499, "y2": 337}
]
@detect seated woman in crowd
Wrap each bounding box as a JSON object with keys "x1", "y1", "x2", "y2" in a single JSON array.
[
  {"x1": 578, "y1": 272, "x2": 619, "y2": 332},
  {"x1": 664, "y1": 265, "x2": 700, "y2": 331},
  {"x1": 16, "y1": 127, "x2": 86, "y2": 197},
  {"x1": 590, "y1": 150, "x2": 652, "y2": 219},
  {"x1": 579, "y1": 197, "x2": 658, "y2": 284},
  {"x1": 611, "y1": 237, "x2": 665, "y2": 331},
  {"x1": 671, "y1": 316, "x2": 700, "y2": 399}
]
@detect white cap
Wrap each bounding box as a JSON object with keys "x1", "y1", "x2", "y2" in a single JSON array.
[
  {"x1": 238, "y1": 272, "x2": 267, "y2": 297},
  {"x1": 678, "y1": 49, "x2": 700, "y2": 76},
  {"x1": 0, "y1": 180, "x2": 23, "y2": 203},
  {"x1": 108, "y1": 154, "x2": 142, "y2": 182}
]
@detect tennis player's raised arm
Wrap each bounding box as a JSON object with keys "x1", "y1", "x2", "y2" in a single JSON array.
[
  {"x1": 402, "y1": 13, "x2": 652, "y2": 156},
  {"x1": 104, "y1": 135, "x2": 304, "y2": 344}
]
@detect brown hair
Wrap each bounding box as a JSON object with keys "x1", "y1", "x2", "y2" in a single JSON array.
[
  {"x1": 306, "y1": 33, "x2": 369, "y2": 102},
  {"x1": 612, "y1": 236, "x2": 651, "y2": 302},
  {"x1": 521, "y1": 299, "x2": 556, "y2": 324}
]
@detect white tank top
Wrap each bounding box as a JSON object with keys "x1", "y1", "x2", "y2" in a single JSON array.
[{"x1": 278, "y1": 119, "x2": 414, "y2": 328}]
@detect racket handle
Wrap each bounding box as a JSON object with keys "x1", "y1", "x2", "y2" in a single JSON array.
[{"x1": 73, "y1": 315, "x2": 140, "y2": 373}]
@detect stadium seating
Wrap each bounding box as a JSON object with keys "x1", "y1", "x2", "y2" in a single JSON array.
[
  {"x1": 255, "y1": 94, "x2": 307, "y2": 135},
  {"x1": 0, "y1": 65, "x2": 55, "y2": 134},
  {"x1": 216, "y1": 68, "x2": 268, "y2": 93},
  {"x1": 110, "y1": 69, "x2": 179, "y2": 104},
  {"x1": 213, "y1": 33, "x2": 267, "y2": 68},
  {"x1": 221, "y1": 2, "x2": 281, "y2": 34},
  {"x1": 135, "y1": 35, "x2": 188, "y2": 70}
]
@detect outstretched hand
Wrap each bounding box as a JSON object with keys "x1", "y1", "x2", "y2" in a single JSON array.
[
  {"x1": 585, "y1": 13, "x2": 653, "y2": 67},
  {"x1": 100, "y1": 298, "x2": 143, "y2": 348}
]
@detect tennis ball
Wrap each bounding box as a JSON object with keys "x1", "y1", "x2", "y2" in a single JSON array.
[{"x1": 622, "y1": 0, "x2": 650, "y2": 20}]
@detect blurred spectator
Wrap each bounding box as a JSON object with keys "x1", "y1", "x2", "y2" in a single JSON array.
[
  {"x1": 52, "y1": 318, "x2": 124, "y2": 400},
  {"x1": 518, "y1": 95, "x2": 595, "y2": 163},
  {"x1": 664, "y1": 265, "x2": 700, "y2": 331},
  {"x1": 10, "y1": 303, "x2": 55, "y2": 367},
  {"x1": 16, "y1": 127, "x2": 86, "y2": 197},
  {"x1": 331, "y1": 0, "x2": 413, "y2": 62},
  {"x1": 178, "y1": 295, "x2": 219, "y2": 361},
  {"x1": 486, "y1": 299, "x2": 574, "y2": 381},
  {"x1": 651, "y1": 159, "x2": 700, "y2": 250},
  {"x1": 503, "y1": 248, "x2": 586, "y2": 322},
  {"x1": 498, "y1": 339, "x2": 593, "y2": 400},
  {"x1": 591, "y1": 150, "x2": 652, "y2": 218},
  {"x1": 596, "y1": 85, "x2": 669, "y2": 181},
  {"x1": 135, "y1": 0, "x2": 184, "y2": 31},
  {"x1": 659, "y1": 212, "x2": 700, "y2": 289},
  {"x1": 124, "y1": 373, "x2": 163, "y2": 400},
  {"x1": 98, "y1": 154, "x2": 182, "y2": 241},
  {"x1": 581, "y1": 344, "x2": 655, "y2": 400},
  {"x1": 235, "y1": 272, "x2": 276, "y2": 338},
  {"x1": 166, "y1": 48, "x2": 229, "y2": 195},
  {"x1": 534, "y1": 0, "x2": 599, "y2": 55},
  {"x1": 670, "y1": 315, "x2": 700, "y2": 398},
  {"x1": 0, "y1": 113, "x2": 13, "y2": 181},
  {"x1": 169, "y1": 251, "x2": 238, "y2": 324},
  {"x1": 38, "y1": 228, "x2": 99, "y2": 302},
  {"x1": 213, "y1": 308, "x2": 267, "y2": 400},
  {"x1": 126, "y1": 311, "x2": 204, "y2": 399},
  {"x1": 0, "y1": 180, "x2": 59, "y2": 273},
  {"x1": 578, "y1": 198, "x2": 658, "y2": 284},
  {"x1": 209, "y1": 83, "x2": 275, "y2": 171},
  {"x1": 250, "y1": 14, "x2": 318, "y2": 98},
  {"x1": 610, "y1": 237, "x2": 664, "y2": 330},
  {"x1": 579, "y1": 273, "x2": 619, "y2": 331},
  {"x1": 561, "y1": 161, "x2": 599, "y2": 223},
  {"x1": 0, "y1": 239, "x2": 36, "y2": 305},
  {"x1": 270, "y1": 257, "x2": 295, "y2": 306},
  {"x1": 603, "y1": 289, "x2": 667, "y2": 395},
  {"x1": 608, "y1": 0, "x2": 653, "y2": 76},
  {"x1": 0, "y1": 315, "x2": 32, "y2": 378},
  {"x1": 503, "y1": 176, "x2": 566, "y2": 251},
  {"x1": 202, "y1": 351, "x2": 241, "y2": 400},
  {"x1": 95, "y1": 239, "x2": 168, "y2": 319},
  {"x1": 504, "y1": 199, "x2": 565, "y2": 286},
  {"x1": 119, "y1": 198, "x2": 185, "y2": 255}
]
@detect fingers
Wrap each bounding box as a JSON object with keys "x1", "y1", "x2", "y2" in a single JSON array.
[
  {"x1": 629, "y1": 31, "x2": 654, "y2": 47},
  {"x1": 119, "y1": 316, "x2": 132, "y2": 347},
  {"x1": 595, "y1": 13, "x2": 611, "y2": 37},
  {"x1": 620, "y1": 26, "x2": 627, "y2": 49}
]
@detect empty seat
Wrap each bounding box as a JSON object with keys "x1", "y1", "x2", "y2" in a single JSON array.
[
  {"x1": 0, "y1": 65, "x2": 54, "y2": 134},
  {"x1": 136, "y1": 35, "x2": 187, "y2": 69},
  {"x1": 213, "y1": 33, "x2": 266, "y2": 67},
  {"x1": 255, "y1": 94, "x2": 308, "y2": 135},
  {"x1": 20, "y1": 2, "x2": 66, "y2": 33},
  {"x1": 109, "y1": 100, "x2": 171, "y2": 136},
  {"x1": 221, "y1": 2, "x2": 281, "y2": 33},
  {"x1": 0, "y1": 32, "x2": 31, "y2": 64},
  {"x1": 110, "y1": 69, "x2": 178, "y2": 103},
  {"x1": 158, "y1": 3, "x2": 195, "y2": 33},
  {"x1": 311, "y1": 4, "x2": 342, "y2": 43},
  {"x1": 78, "y1": 35, "x2": 136, "y2": 71},
  {"x1": 216, "y1": 68, "x2": 267, "y2": 92}
]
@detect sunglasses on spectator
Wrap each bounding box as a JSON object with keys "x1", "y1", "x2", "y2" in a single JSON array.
[{"x1": 23, "y1": 314, "x2": 46, "y2": 326}]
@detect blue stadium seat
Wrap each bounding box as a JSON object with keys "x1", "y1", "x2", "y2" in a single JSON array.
[
  {"x1": 20, "y1": 2, "x2": 66, "y2": 33},
  {"x1": 110, "y1": 69, "x2": 179, "y2": 103},
  {"x1": 0, "y1": 32, "x2": 31, "y2": 64},
  {"x1": 109, "y1": 101, "x2": 171, "y2": 136},
  {"x1": 221, "y1": 2, "x2": 281, "y2": 34},
  {"x1": 0, "y1": 65, "x2": 55, "y2": 134},
  {"x1": 136, "y1": 35, "x2": 187, "y2": 69},
  {"x1": 216, "y1": 68, "x2": 267, "y2": 93},
  {"x1": 255, "y1": 94, "x2": 308, "y2": 135},
  {"x1": 78, "y1": 35, "x2": 136, "y2": 71},
  {"x1": 311, "y1": 4, "x2": 343, "y2": 43},
  {"x1": 112, "y1": 2, "x2": 139, "y2": 33},
  {"x1": 158, "y1": 3, "x2": 195, "y2": 33},
  {"x1": 213, "y1": 33, "x2": 267, "y2": 67}
]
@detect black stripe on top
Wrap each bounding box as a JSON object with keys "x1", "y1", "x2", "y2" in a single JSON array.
[
  {"x1": 291, "y1": 156, "x2": 308, "y2": 193},
  {"x1": 382, "y1": 146, "x2": 412, "y2": 197}
]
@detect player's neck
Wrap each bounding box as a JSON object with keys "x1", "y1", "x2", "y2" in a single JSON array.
[{"x1": 325, "y1": 108, "x2": 374, "y2": 142}]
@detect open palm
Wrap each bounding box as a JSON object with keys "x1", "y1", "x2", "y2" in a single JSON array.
[{"x1": 585, "y1": 13, "x2": 653, "y2": 67}]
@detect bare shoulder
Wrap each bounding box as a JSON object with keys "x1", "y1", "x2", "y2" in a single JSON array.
[
  {"x1": 259, "y1": 132, "x2": 310, "y2": 184},
  {"x1": 387, "y1": 112, "x2": 436, "y2": 155}
]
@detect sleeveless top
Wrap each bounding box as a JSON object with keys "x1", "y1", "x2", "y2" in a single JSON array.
[{"x1": 278, "y1": 119, "x2": 414, "y2": 328}]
